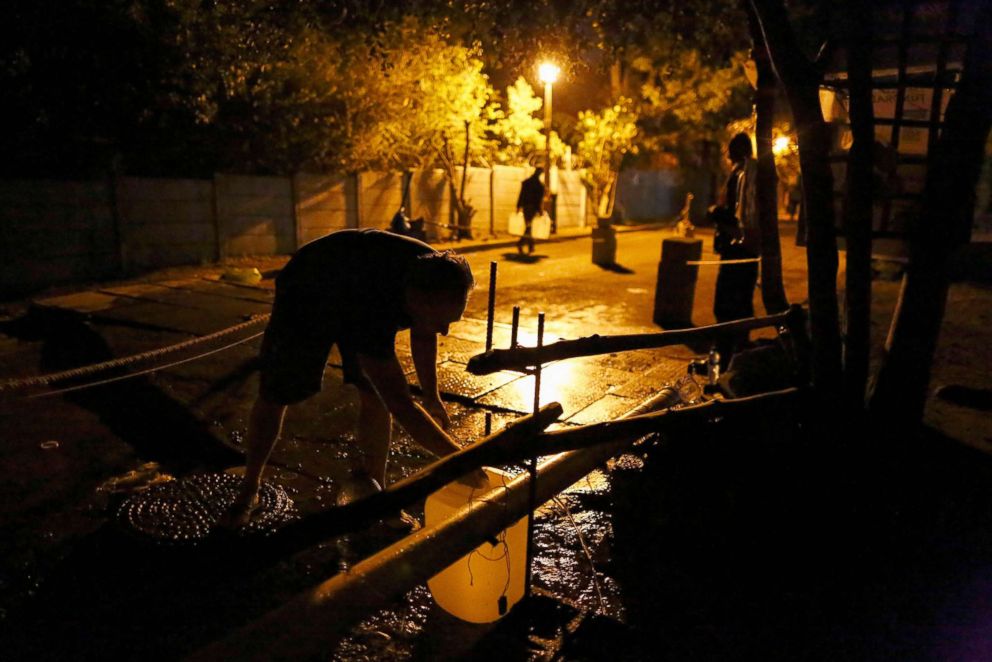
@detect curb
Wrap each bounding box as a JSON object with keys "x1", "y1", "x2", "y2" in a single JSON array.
[{"x1": 433, "y1": 222, "x2": 672, "y2": 255}]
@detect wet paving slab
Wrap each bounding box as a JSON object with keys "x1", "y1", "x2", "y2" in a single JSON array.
[{"x1": 0, "y1": 260, "x2": 714, "y2": 660}]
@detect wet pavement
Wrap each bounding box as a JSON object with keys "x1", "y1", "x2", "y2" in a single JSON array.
[
  {"x1": 0, "y1": 224, "x2": 715, "y2": 660},
  {"x1": 2, "y1": 223, "x2": 992, "y2": 660}
]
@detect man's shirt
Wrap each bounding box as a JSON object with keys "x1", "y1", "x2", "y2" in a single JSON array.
[{"x1": 274, "y1": 229, "x2": 436, "y2": 358}]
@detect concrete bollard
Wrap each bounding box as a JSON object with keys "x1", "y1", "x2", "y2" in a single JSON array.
[
  {"x1": 591, "y1": 219, "x2": 617, "y2": 265},
  {"x1": 652, "y1": 237, "x2": 702, "y2": 328}
]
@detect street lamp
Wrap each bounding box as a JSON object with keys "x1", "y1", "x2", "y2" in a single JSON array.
[{"x1": 538, "y1": 62, "x2": 560, "y2": 231}]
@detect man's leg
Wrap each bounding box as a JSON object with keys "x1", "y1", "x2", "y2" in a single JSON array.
[
  {"x1": 227, "y1": 397, "x2": 287, "y2": 525},
  {"x1": 357, "y1": 387, "x2": 392, "y2": 487}
]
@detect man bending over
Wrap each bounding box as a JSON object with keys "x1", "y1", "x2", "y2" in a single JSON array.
[{"x1": 226, "y1": 228, "x2": 481, "y2": 526}]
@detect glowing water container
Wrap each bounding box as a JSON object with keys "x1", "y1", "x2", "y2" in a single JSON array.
[{"x1": 425, "y1": 467, "x2": 529, "y2": 623}]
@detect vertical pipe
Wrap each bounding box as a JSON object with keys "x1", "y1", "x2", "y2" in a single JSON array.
[
  {"x1": 486, "y1": 261, "x2": 497, "y2": 352},
  {"x1": 524, "y1": 312, "x2": 546, "y2": 597},
  {"x1": 510, "y1": 306, "x2": 520, "y2": 348},
  {"x1": 533, "y1": 313, "x2": 545, "y2": 414}
]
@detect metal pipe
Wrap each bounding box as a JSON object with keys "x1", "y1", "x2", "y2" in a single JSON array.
[
  {"x1": 524, "y1": 312, "x2": 545, "y2": 597},
  {"x1": 510, "y1": 305, "x2": 520, "y2": 348},
  {"x1": 485, "y1": 261, "x2": 497, "y2": 352},
  {"x1": 187, "y1": 385, "x2": 685, "y2": 662}
]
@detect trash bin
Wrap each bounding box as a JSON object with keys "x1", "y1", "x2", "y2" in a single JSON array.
[
  {"x1": 652, "y1": 237, "x2": 702, "y2": 328},
  {"x1": 591, "y1": 218, "x2": 617, "y2": 265}
]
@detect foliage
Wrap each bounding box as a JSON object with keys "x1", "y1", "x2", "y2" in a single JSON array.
[
  {"x1": 3, "y1": 0, "x2": 751, "y2": 179},
  {"x1": 492, "y1": 77, "x2": 544, "y2": 165},
  {"x1": 575, "y1": 98, "x2": 639, "y2": 218},
  {"x1": 333, "y1": 16, "x2": 499, "y2": 172}
]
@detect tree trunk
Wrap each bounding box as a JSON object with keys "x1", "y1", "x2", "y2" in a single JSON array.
[
  {"x1": 746, "y1": 4, "x2": 790, "y2": 314},
  {"x1": 750, "y1": 0, "x2": 843, "y2": 402},
  {"x1": 869, "y1": 13, "x2": 992, "y2": 427},
  {"x1": 458, "y1": 120, "x2": 473, "y2": 239},
  {"x1": 840, "y1": 1, "x2": 875, "y2": 411}
]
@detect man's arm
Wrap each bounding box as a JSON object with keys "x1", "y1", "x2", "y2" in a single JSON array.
[
  {"x1": 358, "y1": 352, "x2": 460, "y2": 459},
  {"x1": 410, "y1": 328, "x2": 450, "y2": 428}
]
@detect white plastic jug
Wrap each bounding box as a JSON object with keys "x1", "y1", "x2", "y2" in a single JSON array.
[{"x1": 425, "y1": 467, "x2": 529, "y2": 623}]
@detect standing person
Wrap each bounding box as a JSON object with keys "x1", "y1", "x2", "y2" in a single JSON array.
[
  {"x1": 713, "y1": 133, "x2": 761, "y2": 364},
  {"x1": 515, "y1": 167, "x2": 545, "y2": 255},
  {"x1": 224, "y1": 229, "x2": 484, "y2": 528}
]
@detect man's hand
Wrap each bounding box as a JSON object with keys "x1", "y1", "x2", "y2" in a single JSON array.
[{"x1": 422, "y1": 396, "x2": 451, "y2": 429}]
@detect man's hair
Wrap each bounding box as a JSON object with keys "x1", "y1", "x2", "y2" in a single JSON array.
[
  {"x1": 406, "y1": 250, "x2": 475, "y2": 297},
  {"x1": 729, "y1": 133, "x2": 753, "y2": 162}
]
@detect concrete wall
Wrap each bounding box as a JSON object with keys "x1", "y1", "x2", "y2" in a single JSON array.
[
  {"x1": 409, "y1": 169, "x2": 450, "y2": 240},
  {"x1": 0, "y1": 179, "x2": 119, "y2": 298},
  {"x1": 118, "y1": 177, "x2": 215, "y2": 269},
  {"x1": 492, "y1": 165, "x2": 530, "y2": 234},
  {"x1": 215, "y1": 174, "x2": 295, "y2": 257},
  {"x1": 557, "y1": 171, "x2": 587, "y2": 229},
  {"x1": 0, "y1": 167, "x2": 589, "y2": 297},
  {"x1": 295, "y1": 173, "x2": 358, "y2": 247},
  {"x1": 358, "y1": 171, "x2": 404, "y2": 230}
]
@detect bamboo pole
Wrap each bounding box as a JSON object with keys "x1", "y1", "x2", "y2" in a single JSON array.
[
  {"x1": 467, "y1": 305, "x2": 804, "y2": 375},
  {"x1": 187, "y1": 386, "x2": 686, "y2": 662},
  {"x1": 272, "y1": 403, "x2": 563, "y2": 550}
]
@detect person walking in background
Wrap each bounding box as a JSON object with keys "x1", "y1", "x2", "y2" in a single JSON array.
[{"x1": 515, "y1": 167, "x2": 545, "y2": 255}]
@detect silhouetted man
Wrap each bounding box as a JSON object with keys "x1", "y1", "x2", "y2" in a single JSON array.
[
  {"x1": 225, "y1": 229, "x2": 484, "y2": 527},
  {"x1": 515, "y1": 167, "x2": 545, "y2": 254}
]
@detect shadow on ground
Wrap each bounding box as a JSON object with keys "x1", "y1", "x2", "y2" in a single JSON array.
[
  {"x1": 606, "y1": 415, "x2": 992, "y2": 661},
  {"x1": 500, "y1": 253, "x2": 550, "y2": 264},
  {"x1": 594, "y1": 262, "x2": 636, "y2": 274},
  {"x1": 1, "y1": 307, "x2": 241, "y2": 472}
]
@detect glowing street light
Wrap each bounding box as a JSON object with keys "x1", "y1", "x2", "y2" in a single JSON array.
[
  {"x1": 538, "y1": 62, "x2": 560, "y2": 86},
  {"x1": 538, "y1": 62, "x2": 560, "y2": 231},
  {"x1": 773, "y1": 135, "x2": 792, "y2": 156}
]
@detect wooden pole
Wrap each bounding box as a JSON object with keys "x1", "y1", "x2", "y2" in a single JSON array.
[
  {"x1": 188, "y1": 387, "x2": 685, "y2": 662},
  {"x1": 468, "y1": 306, "x2": 804, "y2": 375},
  {"x1": 528, "y1": 388, "x2": 800, "y2": 457},
  {"x1": 523, "y1": 312, "x2": 545, "y2": 597},
  {"x1": 486, "y1": 261, "x2": 497, "y2": 352},
  {"x1": 272, "y1": 404, "x2": 563, "y2": 550}
]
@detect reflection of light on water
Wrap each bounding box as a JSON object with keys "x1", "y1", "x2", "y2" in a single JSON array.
[{"x1": 504, "y1": 360, "x2": 579, "y2": 410}]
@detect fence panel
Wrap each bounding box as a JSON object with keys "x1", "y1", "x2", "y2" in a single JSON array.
[
  {"x1": 358, "y1": 171, "x2": 404, "y2": 230},
  {"x1": 215, "y1": 174, "x2": 295, "y2": 257},
  {"x1": 409, "y1": 169, "x2": 450, "y2": 241},
  {"x1": 119, "y1": 177, "x2": 215, "y2": 269},
  {"x1": 295, "y1": 173, "x2": 357, "y2": 246},
  {"x1": 556, "y1": 171, "x2": 587, "y2": 229},
  {"x1": 0, "y1": 179, "x2": 118, "y2": 298},
  {"x1": 492, "y1": 166, "x2": 529, "y2": 234}
]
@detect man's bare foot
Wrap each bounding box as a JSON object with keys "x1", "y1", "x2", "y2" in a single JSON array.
[
  {"x1": 218, "y1": 493, "x2": 261, "y2": 529},
  {"x1": 336, "y1": 472, "x2": 382, "y2": 507}
]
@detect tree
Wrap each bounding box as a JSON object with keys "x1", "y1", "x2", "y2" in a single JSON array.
[
  {"x1": 492, "y1": 77, "x2": 546, "y2": 165},
  {"x1": 745, "y1": 1, "x2": 790, "y2": 314},
  {"x1": 749, "y1": 0, "x2": 844, "y2": 404},
  {"x1": 575, "y1": 98, "x2": 640, "y2": 219},
  {"x1": 750, "y1": 0, "x2": 992, "y2": 433}
]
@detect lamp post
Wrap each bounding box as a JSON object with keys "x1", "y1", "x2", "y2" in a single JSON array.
[{"x1": 538, "y1": 62, "x2": 559, "y2": 231}]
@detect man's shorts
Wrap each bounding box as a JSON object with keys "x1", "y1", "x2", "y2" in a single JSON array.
[{"x1": 257, "y1": 294, "x2": 373, "y2": 405}]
